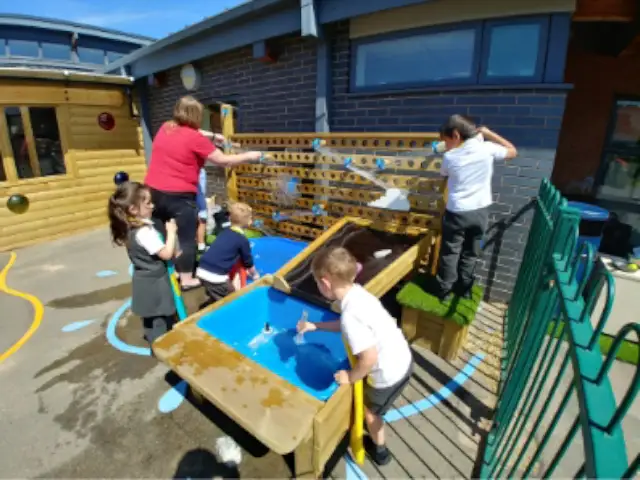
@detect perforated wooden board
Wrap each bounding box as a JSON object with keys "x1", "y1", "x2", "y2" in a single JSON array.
[{"x1": 228, "y1": 133, "x2": 447, "y2": 242}]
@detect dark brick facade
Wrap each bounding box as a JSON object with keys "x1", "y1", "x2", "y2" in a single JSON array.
[
  {"x1": 327, "y1": 21, "x2": 568, "y2": 301},
  {"x1": 147, "y1": 34, "x2": 318, "y2": 199},
  {"x1": 145, "y1": 21, "x2": 570, "y2": 302}
]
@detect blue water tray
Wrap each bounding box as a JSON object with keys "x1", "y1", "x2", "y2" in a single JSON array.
[{"x1": 197, "y1": 286, "x2": 349, "y2": 401}]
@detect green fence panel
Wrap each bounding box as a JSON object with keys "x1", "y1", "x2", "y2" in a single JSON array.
[{"x1": 480, "y1": 179, "x2": 639, "y2": 478}]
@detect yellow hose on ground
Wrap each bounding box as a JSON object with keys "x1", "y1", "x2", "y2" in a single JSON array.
[{"x1": 343, "y1": 338, "x2": 365, "y2": 465}]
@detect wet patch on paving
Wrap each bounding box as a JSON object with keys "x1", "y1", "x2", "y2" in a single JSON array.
[{"x1": 46, "y1": 283, "x2": 132, "y2": 309}]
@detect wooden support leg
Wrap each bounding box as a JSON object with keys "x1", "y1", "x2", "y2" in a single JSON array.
[
  {"x1": 293, "y1": 431, "x2": 316, "y2": 479},
  {"x1": 189, "y1": 385, "x2": 206, "y2": 406},
  {"x1": 400, "y1": 307, "x2": 418, "y2": 343},
  {"x1": 440, "y1": 322, "x2": 469, "y2": 361}
]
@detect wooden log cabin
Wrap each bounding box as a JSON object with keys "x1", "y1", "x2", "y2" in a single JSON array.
[{"x1": 0, "y1": 15, "x2": 152, "y2": 251}]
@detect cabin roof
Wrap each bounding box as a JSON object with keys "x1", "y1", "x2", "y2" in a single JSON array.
[{"x1": 0, "y1": 14, "x2": 155, "y2": 45}]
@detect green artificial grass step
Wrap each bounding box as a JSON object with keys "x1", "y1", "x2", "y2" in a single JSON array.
[{"x1": 396, "y1": 275, "x2": 483, "y2": 327}]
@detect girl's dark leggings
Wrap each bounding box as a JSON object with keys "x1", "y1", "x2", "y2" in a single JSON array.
[{"x1": 149, "y1": 188, "x2": 198, "y2": 275}]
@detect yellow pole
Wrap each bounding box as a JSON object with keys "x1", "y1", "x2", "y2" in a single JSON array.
[{"x1": 343, "y1": 338, "x2": 365, "y2": 465}]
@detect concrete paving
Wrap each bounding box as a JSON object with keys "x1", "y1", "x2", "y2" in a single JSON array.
[{"x1": 2, "y1": 227, "x2": 634, "y2": 478}]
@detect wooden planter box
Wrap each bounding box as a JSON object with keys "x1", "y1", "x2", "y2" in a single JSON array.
[
  {"x1": 402, "y1": 307, "x2": 469, "y2": 361},
  {"x1": 396, "y1": 277, "x2": 481, "y2": 362},
  {"x1": 401, "y1": 307, "x2": 470, "y2": 361}
]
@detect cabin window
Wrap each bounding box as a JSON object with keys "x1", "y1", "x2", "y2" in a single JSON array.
[
  {"x1": 351, "y1": 15, "x2": 555, "y2": 92},
  {"x1": 107, "y1": 51, "x2": 124, "y2": 63},
  {"x1": 3, "y1": 106, "x2": 66, "y2": 181},
  {"x1": 8, "y1": 39, "x2": 39, "y2": 58},
  {"x1": 77, "y1": 46, "x2": 105, "y2": 65},
  {"x1": 42, "y1": 42, "x2": 72, "y2": 61}
]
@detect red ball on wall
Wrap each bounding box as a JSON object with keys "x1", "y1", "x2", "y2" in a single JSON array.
[{"x1": 98, "y1": 112, "x2": 115, "y2": 131}]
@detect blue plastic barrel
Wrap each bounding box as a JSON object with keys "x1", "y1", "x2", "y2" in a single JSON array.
[
  {"x1": 567, "y1": 201, "x2": 610, "y2": 253},
  {"x1": 567, "y1": 201, "x2": 609, "y2": 284}
]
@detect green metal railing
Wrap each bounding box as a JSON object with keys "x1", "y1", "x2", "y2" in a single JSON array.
[{"x1": 480, "y1": 179, "x2": 639, "y2": 478}]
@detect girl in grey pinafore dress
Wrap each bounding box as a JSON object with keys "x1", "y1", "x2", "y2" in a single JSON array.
[{"x1": 127, "y1": 225, "x2": 177, "y2": 345}]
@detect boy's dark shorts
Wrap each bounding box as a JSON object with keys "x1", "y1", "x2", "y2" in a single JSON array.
[
  {"x1": 203, "y1": 280, "x2": 231, "y2": 303},
  {"x1": 365, "y1": 363, "x2": 413, "y2": 416}
]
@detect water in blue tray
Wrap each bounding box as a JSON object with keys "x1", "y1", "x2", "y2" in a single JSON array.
[
  {"x1": 197, "y1": 286, "x2": 349, "y2": 401},
  {"x1": 248, "y1": 237, "x2": 308, "y2": 280}
]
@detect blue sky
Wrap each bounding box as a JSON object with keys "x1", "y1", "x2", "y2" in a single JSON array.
[{"x1": 3, "y1": 0, "x2": 247, "y2": 39}]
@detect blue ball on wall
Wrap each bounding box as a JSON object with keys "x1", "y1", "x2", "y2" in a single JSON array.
[{"x1": 114, "y1": 171, "x2": 129, "y2": 185}]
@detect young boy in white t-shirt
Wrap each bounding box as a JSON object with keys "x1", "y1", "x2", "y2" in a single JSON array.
[
  {"x1": 434, "y1": 115, "x2": 518, "y2": 300},
  {"x1": 297, "y1": 246, "x2": 413, "y2": 466}
]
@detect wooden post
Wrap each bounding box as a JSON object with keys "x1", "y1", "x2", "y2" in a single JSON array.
[
  {"x1": 55, "y1": 106, "x2": 78, "y2": 178},
  {"x1": 0, "y1": 110, "x2": 18, "y2": 182},
  {"x1": 431, "y1": 181, "x2": 448, "y2": 276},
  {"x1": 293, "y1": 430, "x2": 316, "y2": 479},
  {"x1": 19, "y1": 107, "x2": 41, "y2": 178},
  {"x1": 221, "y1": 104, "x2": 237, "y2": 202}
]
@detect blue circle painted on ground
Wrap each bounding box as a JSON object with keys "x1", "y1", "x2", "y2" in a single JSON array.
[{"x1": 567, "y1": 201, "x2": 609, "y2": 221}]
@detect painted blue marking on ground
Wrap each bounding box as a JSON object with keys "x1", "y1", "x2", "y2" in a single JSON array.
[
  {"x1": 106, "y1": 298, "x2": 151, "y2": 356},
  {"x1": 158, "y1": 380, "x2": 188, "y2": 413},
  {"x1": 384, "y1": 353, "x2": 485, "y2": 422},
  {"x1": 61, "y1": 319, "x2": 96, "y2": 332},
  {"x1": 96, "y1": 270, "x2": 118, "y2": 278},
  {"x1": 345, "y1": 454, "x2": 368, "y2": 480},
  {"x1": 344, "y1": 353, "x2": 485, "y2": 479}
]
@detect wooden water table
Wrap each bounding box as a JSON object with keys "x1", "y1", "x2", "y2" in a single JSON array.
[
  {"x1": 154, "y1": 128, "x2": 449, "y2": 477},
  {"x1": 153, "y1": 218, "x2": 438, "y2": 477}
]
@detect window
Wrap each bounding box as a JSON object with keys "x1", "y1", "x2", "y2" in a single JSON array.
[
  {"x1": 351, "y1": 15, "x2": 556, "y2": 91},
  {"x1": 77, "y1": 46, "x2": 105, "y2": 64},
  {"x1": 354, "y1": 27, "x2": 479, "y2": 89},
  {"x1": 8, "y1": 39, "x2": 39, "y2": 57},
  {"x1": 480, "y1": 18, "x2": 548, "y2": 83},
  {"x1": 610, "y1": 100, "x2": 640, "y2": 147},
  {"x1": 107, "y1": 51, "x2": 124, "y2": 63},
  {"x1": 5, "y1": 107, "x2": 32, "y2": 179},
  {"x1": 42, "y1": 42, "x2": 71, "y2": 61},
  {"x1": 3, "y1": 107, "x2": 66, "y2": 181}
]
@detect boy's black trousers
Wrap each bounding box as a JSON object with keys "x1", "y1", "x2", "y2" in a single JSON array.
[{"x1": 436, "y1": 207, "x2": 489, "y2": 296}]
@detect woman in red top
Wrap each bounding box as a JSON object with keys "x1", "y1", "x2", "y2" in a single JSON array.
[{"x1": 145, "y1": 96, "x2": 261, "y2": 289}]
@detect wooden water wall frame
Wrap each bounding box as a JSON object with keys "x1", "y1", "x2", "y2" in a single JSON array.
[
  {"x1": 0, "y1": 78, "x2": 147, "y2": 251},
  {"x1": 225, "y1": 128, "x2": 447, "y2": 236}
]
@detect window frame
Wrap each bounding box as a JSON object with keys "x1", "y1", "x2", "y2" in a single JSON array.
[
  {"x1": 0, "y1": 105, "x2": 70, "y2": 185},
  {"x1": 7, "y1": 38, "x2": 41, "y2": 59},
  {"x1": 350, "y1": 20, "x2": 483, "y2": 93},
  {"x1": 478, "y1": 16, "x2": 550, "y2": 85},
  {"x1": 350, "y1": 14, "x2": 554, "y2": 93}
]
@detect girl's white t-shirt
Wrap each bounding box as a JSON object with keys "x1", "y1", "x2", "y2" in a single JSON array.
[
  {"x1": 441, "y1": 136, "x2": 508, "y2": 213},
  {"x1": 340, "y1": 284, "x2": 412, "y2": 388}
]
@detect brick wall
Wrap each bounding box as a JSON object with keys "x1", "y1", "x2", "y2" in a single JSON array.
[
  {"x1": 328, "y1": 21, "x2": 568, "y2": 301},
  {"x1": 147, "y1": 35, "x2": 318, "y2": 200}
]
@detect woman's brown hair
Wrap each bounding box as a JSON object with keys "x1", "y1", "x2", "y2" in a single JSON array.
[
  {"x1": 108, "y1": 181, "x2": 148, "y2": 246},
  {"x1": 171, "y1": 95, "x2": 204, "y2": 129}
]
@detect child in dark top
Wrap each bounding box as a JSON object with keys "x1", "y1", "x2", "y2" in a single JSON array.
[
  {"x1": 196, "y1": 202, "x2": 259, "y2": 306},
  {"x1": 108, "y1": 182, "x2": 178, "y2": 346}
]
